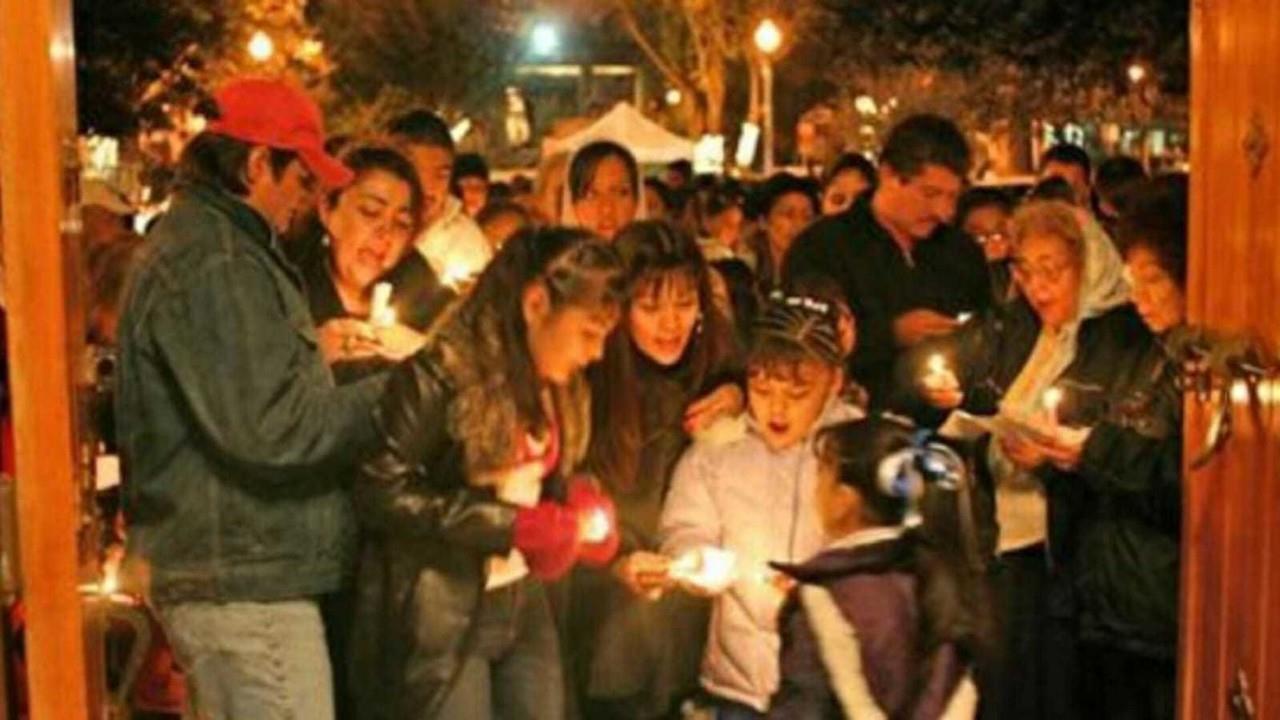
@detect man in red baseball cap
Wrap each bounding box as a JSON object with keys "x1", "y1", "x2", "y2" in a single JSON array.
[{"x1": 115, "y1": 78, "x2": 381, "y2": 719}]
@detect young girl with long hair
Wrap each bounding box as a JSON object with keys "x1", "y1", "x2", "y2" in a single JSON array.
[{"x1": 350, "y1": 227, "x2": 627, "y2": 720}]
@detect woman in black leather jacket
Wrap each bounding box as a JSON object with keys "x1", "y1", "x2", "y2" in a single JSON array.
[{"x1": 350, "y1": 227, "x2": 627, "y2": 720}]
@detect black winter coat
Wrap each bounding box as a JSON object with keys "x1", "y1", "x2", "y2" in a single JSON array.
[{"x1": 1074, "y1": 337, "x2": 1181, "y2": 659}]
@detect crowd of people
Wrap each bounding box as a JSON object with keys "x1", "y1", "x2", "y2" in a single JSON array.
[{"x1": 100, "y1": 77, "x2": 1188, "y2": 720}]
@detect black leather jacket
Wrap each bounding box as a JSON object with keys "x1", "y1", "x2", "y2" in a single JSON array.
[{"x1": 349, "y1": 349, "x2": 519, "y2": 719}]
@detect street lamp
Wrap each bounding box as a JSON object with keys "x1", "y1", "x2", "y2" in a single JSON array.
[
  {"x1": 754, "y1": 18, "x2": 783, "y2": 174},
  {"x1": 1127, "y1": 62, "x2": 1150, "y2": 85},
  {"x1": 248, "y1": 30, "x2": 275, "y2": 63},
  {"x1": 531, "y1": 22, "x2": 560, "y2": 58}
]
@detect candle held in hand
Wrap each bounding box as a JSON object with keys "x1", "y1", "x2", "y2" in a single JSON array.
[
  {"x1": 923, "y1": 354, "x2": 954, "y2": 391},
  {"x1": 440, "y1": 260, "x2": 474, "y2": 292},
  {"x1": 581, "y1": 508, "x2": 611, "y2": 543},
  {"x1": 1042, "y1": 386, "x2": 1064, "y2": 427},
  {"x1": 370, "y1": 282, "x2": 396, "y2": 328},
  {"x1": 671, "y1": 547, "x2": 738, "y2": 591}
]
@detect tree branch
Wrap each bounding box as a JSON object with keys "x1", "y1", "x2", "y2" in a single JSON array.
[{"x1": 612, "y1": 0, "x2": 696, "y2": 94}]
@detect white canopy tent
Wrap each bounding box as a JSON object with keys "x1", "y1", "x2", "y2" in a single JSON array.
[{"x1": 542, "y1": 102, "x2": 695, "y2": 164}]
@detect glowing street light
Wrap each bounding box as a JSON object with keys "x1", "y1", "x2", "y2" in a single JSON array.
[
  {"x1": 531, "y1": 23, "x2": 560, "y2": 57},
  {"x1": 248, "y1": 30, "x2": 275, "y2": 63},
  {"x1": 753, "y1": 19, "x2": 783, "y2": 56},
  {"x1": 753, "y1": 18, "x2": 784, "y2": 174}
]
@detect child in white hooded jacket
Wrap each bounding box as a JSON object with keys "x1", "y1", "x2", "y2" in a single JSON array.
[{"x1": 661, "y1": 293, "x2": 862, "y2": 716}]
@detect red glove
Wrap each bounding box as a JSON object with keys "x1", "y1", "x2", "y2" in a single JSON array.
[
  {"x1": 567, "y1": 477, "x2": 620, "y2": 568},
  {"x1": 513, "y1": 501, "x2": 580, "y2": 581}
]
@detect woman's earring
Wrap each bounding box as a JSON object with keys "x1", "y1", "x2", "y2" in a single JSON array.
[{"x1": 696, "y1": 313, "x2": 704, "y2": 335}]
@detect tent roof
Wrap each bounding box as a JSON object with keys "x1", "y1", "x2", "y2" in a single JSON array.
[{"x1": 542, "y1": 102, "x2": 694, "y2": 164}]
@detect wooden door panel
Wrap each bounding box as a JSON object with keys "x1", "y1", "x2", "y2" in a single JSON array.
[{"x1": 1182, "y1": 0, "x2": 1280, "y2": 717}]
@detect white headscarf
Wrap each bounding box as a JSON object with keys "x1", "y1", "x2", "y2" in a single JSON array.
[{"x1": 989, "y1": 208, "x2": 1130, "y2": 551}]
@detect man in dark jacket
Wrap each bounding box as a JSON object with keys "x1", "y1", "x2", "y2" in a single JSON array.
[
  {"x1": 783, "y1": 114, "x2": 990, "y2": 409},
  {"x1": 116, "y1": 78, "x2": 383, "y2": 719}
]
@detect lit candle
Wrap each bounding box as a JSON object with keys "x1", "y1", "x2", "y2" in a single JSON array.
[
  {"x1": 440, "y1": 259, "x2": 473, "y2": 292},
  {"x1": 101, "y1": 564, "x2": 119, "y2": 596},
  {"x1": 956, "y1": 312, "x2": 973, "y2": 324},
  {"x1": 370, "y1": 282, "x2": 396, "y2": 328},
  {"x1": 582, "y1": 508, "x2": 611, "y2": 543},
  {"x1": 1042, "y1": 386, "x2": 1064, "y2": 427},
  {"x1": 927, "y1": 354, "x2": 947, "y2": 375},
  {"x1": 671, "y1": 547, "x2": 738, "y2": 591},
  {"x1": 924, "y1": 353, "x2": 953, "y2": 390}
]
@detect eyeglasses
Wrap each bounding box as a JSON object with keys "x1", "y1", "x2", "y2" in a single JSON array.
[
  {"x1": 974, "y1": 231, "x2": 1009, "y2": 246},
  {"x1": 1011, "y1": 258, "x2": 1074, "y2": 285}
]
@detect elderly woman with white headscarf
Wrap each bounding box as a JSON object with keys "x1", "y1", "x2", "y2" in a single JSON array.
[{"x1": 908, "y1": 200, "x2": 1155, "y2": 720}]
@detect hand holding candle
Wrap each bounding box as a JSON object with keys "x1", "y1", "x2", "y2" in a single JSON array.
[
  {"x1": 924, "y1": 354, "x2": 950, "y2": 387},
  {"x1": 440, "y1": 259, "x2": 475, "y2": 292},
  {"x1": 369, "y1": 282, "x2": 396, "y2": 328},
  {"x1": 566, "y1": 476, "x2": 619, "y2": 567},
  {"x1": 581, "y1": 508, "x2": 610, "y2": 543},
  {"x1": 1042, "y1": 386, "x2": 1064, "y2": 428},
  {"x1": 921, "y1": 353, "x2": 964, "y2": 409},
  {"x1": 670, "y1": 546, "x2": 738, "y2": 594}
]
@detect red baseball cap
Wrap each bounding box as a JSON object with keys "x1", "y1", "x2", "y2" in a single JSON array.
[{"x1": 208, "y1": 78, "x2": 353, "y2": 189}]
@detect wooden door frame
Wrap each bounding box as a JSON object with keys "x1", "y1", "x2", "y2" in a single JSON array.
[{"x1": 0, "y1": 0, "x2": 92, "y2": 717}]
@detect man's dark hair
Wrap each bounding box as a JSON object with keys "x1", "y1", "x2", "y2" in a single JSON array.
[
  {"x1": 452, "y1": 153, "x2": 490, "y2": 183},
  {"x1": 827, "y1": 152, "x2": 878, "y2": 191},
  {"x1": 644, "y1": 177, "x2": 675, "y2": 216},
  {"x1": 386, "y1": 109, "x2": 455, "y2": 153},
  {"x1": 1039, "y1": 143, "x2": 1092, "y2": 178},
  {"x1": 1094, "y1": 155, "x2": 1147, "y2": 206},
  {"x1": 666, "y1": 159, "x2": 693, "y2": 185},
  {"x1": 879, "y1": 114, "x2": 971, "y2": 181},
  {"x1": 178, "y1": 132, "x2": 297, "y2": 196},
  {"x1": 1026, "y1": 176, "x2": 1077, "y2": 204},
  {"x1": 753, "y1": 172, "x2": 819, "y2": 219}
]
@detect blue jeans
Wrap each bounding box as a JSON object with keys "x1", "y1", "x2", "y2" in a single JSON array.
[
  {"x1": 433, "y1": 579, "x2": 563, "y2": 720},
  {"x1": 157, "y1": 599, "x2": 334, "y2": 720}
]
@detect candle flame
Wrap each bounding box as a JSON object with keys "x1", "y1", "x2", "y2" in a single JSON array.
[
  {"x1": 582, "y1": 508, "x2": 611, "y2": 543},
  {"x1": 370, "y1": 282, "x2": 396, "y2": 328},
  {"x1": 1042, "y1": 386, "x2": 1064, "y2": 411},
  {"x1": 927, "y1": 354, "x2": 947, "y2": 376},
  {"x1": 671, "y1": 547, "x2": 738, "y2": 590},
  {"x1": 441, "y1": 260, "x2": 473, "y2": 291}
]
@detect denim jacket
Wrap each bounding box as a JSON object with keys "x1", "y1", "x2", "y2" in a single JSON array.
[{"x1": 116, "y1": 181, "x2": 385, "y2": 604}]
